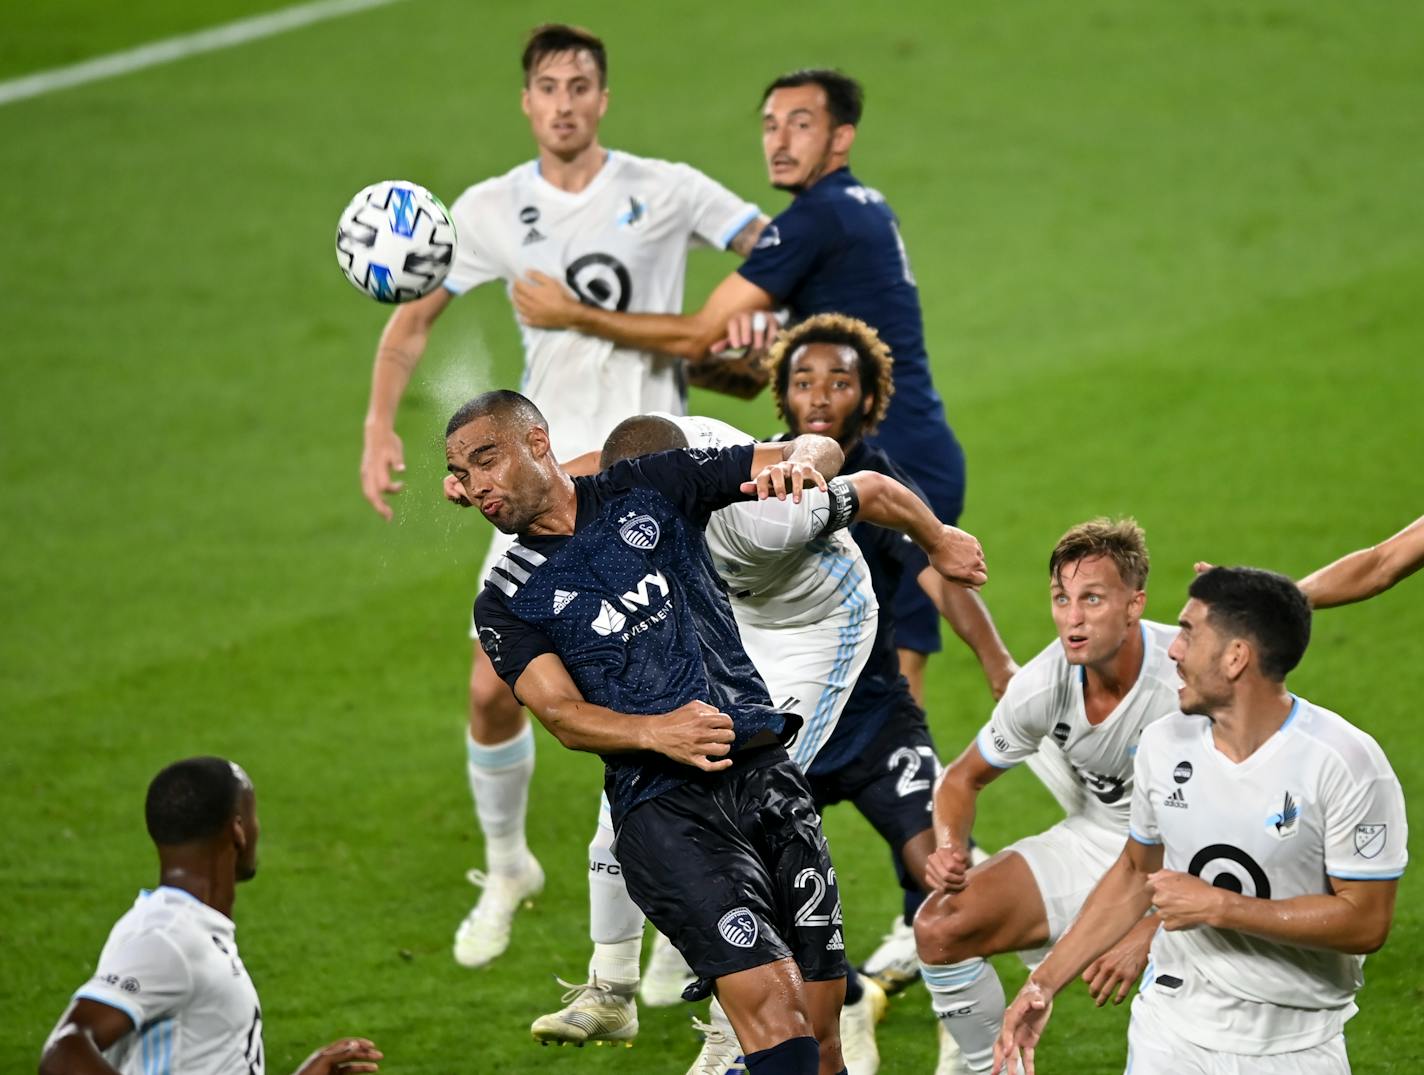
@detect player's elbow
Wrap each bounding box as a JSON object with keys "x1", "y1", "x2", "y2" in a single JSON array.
[{"x1": 1352, "y1": 917, "x2": 1393, "y2": 955}]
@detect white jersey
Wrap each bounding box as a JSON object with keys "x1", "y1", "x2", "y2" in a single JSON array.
[
  {"x1": 975, "y1": 621, "x2": 1180, "y2": 834},
  {"x1": 663, "y1": 414, "x2": 878, "y2": 764},
  {"x1": 50, "y1": 887, "x2": 264, "y2": 1075},
  {"x1": 445, "y1": 152, "x2": 759, "y2": 459},
  {"x1": 1131, "y1": 695, "x2": 1408, "y2": 1055}
]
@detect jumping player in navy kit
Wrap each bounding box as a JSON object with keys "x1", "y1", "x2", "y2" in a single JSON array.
[
  {"x1": 449, "y1": 391, "x2": 980, "y2": 1074},
  {"x1": 512, "y1": 67, "x2": 978, "y2": 706}
]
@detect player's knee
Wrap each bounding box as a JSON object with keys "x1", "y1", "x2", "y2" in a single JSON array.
[{"x1": 914, "y1": 892, "x2": 983, "y2": 964}]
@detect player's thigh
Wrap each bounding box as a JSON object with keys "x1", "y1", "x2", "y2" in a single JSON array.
[
  {"x1": 914, "y1": 850, "x2": 1049, "y2": 963},
  {"x1": 1126, "y1": 1008, "x2": 1349, "y2": 1075},
  {"x1": 1009, "y1": 816, "x2": 1121, "y2": 950},
  {"x1": 739, "y1": 759, "x2": 849, "y2": 987},
  {"x1": 467, "y1": 642, "x2": 523, "y2": 735},
  {"x1": 714, "y1": 956, "x2": 817, "y2": 1055},
  {"x1": 845, "y1": 703, "x2": 939, "y2": 852},
  {"x1": 614, "y1": 780, "x2": 793, "y2": 982}
]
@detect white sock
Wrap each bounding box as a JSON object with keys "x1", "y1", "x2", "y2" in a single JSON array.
[
  {"x1": 921, "y1": 957, "x2": 1005, "y2": 1074},
  {"x1": 588, "y1": 801, "x2": 646, "y2": 992},
  {"x1": 465, "y1": 724, "x2": 534, "y2": 876}
]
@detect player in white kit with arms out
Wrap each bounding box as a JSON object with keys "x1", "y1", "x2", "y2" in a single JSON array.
[
  {"x1": 357, "y1": 23, "x2": 766, "y2": 969},
  {"x1": 916, "y1": 519, "x2": 1180, "y2": 1074},
  {"x1": 995, "y1": 567, "x2": 1407, "y2": 1075}
]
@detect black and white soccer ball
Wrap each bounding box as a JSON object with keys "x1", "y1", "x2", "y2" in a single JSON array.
[{"x1": 335, "y1": 181, "x2": 455, "y2": 303}]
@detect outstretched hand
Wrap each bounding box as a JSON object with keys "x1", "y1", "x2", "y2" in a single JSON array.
[
  {"x1": 924, "y1": 843, "x2": 971, "y2": 894},
  {"x1": 293, "y1": 1038, "x2": 383, "y2": 1075},
  {"x1": 992, "y1": 980, "x2": 1053, "y2": 1075},
  {"x1": 740, "y1": 461, "x2": 827, "y2": 502},
  {"x1": 361, "y1": 427, "x2": 405, "y2": 520}
]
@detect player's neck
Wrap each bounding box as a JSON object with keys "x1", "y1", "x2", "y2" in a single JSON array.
[
  {"x1": 1082, "y1": 623, "x2": 1144, "y2": 708},
  {"x1": 796, "y1": 157, "x2": 849, "y2": 194},
  {"x1": 523, "y1": 472, "x2": 578, "y2": 537},
  {"x1": 1207, "y1": 682, "x2": 1295, "y2": 763},
  {"x1": 157, "y1": 858, "x2": 237, "y2": 919},
  {"x1": 536, "y1": 141, "x2": 608, "y2": 194}
]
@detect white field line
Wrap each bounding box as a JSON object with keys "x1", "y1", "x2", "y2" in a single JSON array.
[{"x1": 0, "y1": 0, "x2": 407, "y2": 108}]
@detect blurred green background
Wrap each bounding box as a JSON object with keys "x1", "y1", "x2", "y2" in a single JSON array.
[{"x1": 2, "y1": 0, "x2": 1420, "y2": 1071}]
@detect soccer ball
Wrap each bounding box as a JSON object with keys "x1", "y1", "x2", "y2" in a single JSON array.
[{"x1": 334, "y1": 181, "x2": 455, "y2": 303}]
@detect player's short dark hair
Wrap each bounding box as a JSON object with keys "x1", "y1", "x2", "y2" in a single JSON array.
[
  {"x1": 599, "y1": 415, "x2": 688, "y2": 470},
  {"x1": 145, "y1": 757, "x2": 243, "y2": 845},
  {"x1": 767, "y1": 313, "x2": 895, "y2": 433},
  {"x1": 1188, "y1": 567, "x2": 1311, "y2": 681},
  {"x1": 1049, "y1": 518, "x2": 1150, "y2": 590},
  {"x1": 522, "y1": 23, "x2": 607, "y2": 86},
  {"x1": 446, "y1": 391, "x2": 548, "y2": 438},
  {"x1": 761, "y1": 68, "x2": 863, "y2": 127}
]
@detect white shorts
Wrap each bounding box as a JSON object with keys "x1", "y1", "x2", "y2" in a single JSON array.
[
  {"x1": 738, "y1": 611, "x2": 877, "y2": 771},
  {"x1": 1127, "y1": 995, "x2": 1349, "y2": 1074},
  {"x1": 467, "y1": 530, "x2": 518, "y2": 639},
  {"x1": 1008, "y1": 814, "x2": 1122, "y2": 946}
]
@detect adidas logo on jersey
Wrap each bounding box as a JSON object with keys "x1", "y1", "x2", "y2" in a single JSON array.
[
  {"x1": 553, "y1": 589, "x2": 578, "y2": 615},
  {"x1": 522, "y1": 226, "x2": 545, "y2": 245},
  {"x1": 1163, "y1": 787, "x2": 1189, "y2": 809},
  {"x1": 825, "y1": 929, "x2": 845, "y2": 952},
  {"x1": 591, "y1": 600, "x2": 627, "y2": 636}
]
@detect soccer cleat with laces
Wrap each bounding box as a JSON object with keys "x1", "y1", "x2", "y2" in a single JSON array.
[
  {"x1": 860, "y1": 915, "x2": 920, "y2": 996},
  {"x1": 685, "y1": 1015, "x2": 746, "y2": 1074},
  {"x1": 530, "y1": 975, "x2": 638, "y2": 1046},
  {"x1": 640, "y1": 931, "x2": 696, "y2": 1007},
  {"x1": 839, "y1": 976, "x2": 885, "y2": 1075},
  {"x1": 452, "y1": 856, "x2": 544, "y2": 968}
]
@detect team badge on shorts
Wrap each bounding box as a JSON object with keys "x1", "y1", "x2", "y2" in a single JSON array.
[
  {"x1": 619, "y1": 514, "x2": 661, "y2": 550},
  {"x1": 1354, "y1": 823, "x2": 1387, "y2": 858},
  {"x1": 718, "y1": 907, "x2": 759, "y2": 949}
]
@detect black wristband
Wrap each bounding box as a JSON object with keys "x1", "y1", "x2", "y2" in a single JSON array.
[{"x1": 821, "y1": 476, "x2": 859, "y2": 536}]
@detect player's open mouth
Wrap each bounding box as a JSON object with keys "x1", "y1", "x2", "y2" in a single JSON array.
[
  {"x1": 481, "y1": 499, "x2": 503, "y2": 518},
  {"x1": 803, "y1": 415, "x2": 834, "y2": 432},
  {"x1": 1066, "y1": 634, "x2": 1088, "y2": 648}
]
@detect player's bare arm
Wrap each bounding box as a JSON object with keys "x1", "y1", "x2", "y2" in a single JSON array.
[
  {"x1": 39, "y1": 998, "x2": 135, "y2": 1075},
  {"x1": 513, "y1": 266, "x2": 773, "y2": 362},
  {"x1": 925, "y1": 743, "x2": 1006, "y2": 893},
  {"x1": 1148, "y1": 870, "x2": 1398, "y2": 954},
  {"x1": 1297, "y1": 513, "x2": 1424, "y2": 608},
  {"x1": 993, "y1": 839, "x2": 1162, "y2": 1075},
  {"x1": 513, "y1": 653, "x2": 734, "y2": 770},
  {"x1": 361, "y1": 286, "x2": 454, "y2": 519},
  {"x1": 919, "y1": 577, "x2": 1018, "y2": 699},
  {"x1": 839, "y1": 469, "x2": 988, "y2": 587},
  {"x1": 726, "y1": 214, "x2": 772, "y2": 257}
]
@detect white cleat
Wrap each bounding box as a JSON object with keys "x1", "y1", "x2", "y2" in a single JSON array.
[
  {"x1": 860, "y1": 915, "x2": 920, "y2": 995},
  {"x1": 840, "y1": 976, "x2": 884, "y2": 1075},
  {"x1": 640, "y1": 931, "x2": 696, "y2": 1007},
  {"x1": 686, "y1": 1016, "x2": 746, "y2": 1074},
  {"x1": 531, "y1": 975, "x2": 638, "y2": 1047},
  {"x1": 934, "y1": 1019, "x2": 971, "y2": 1075},
  {"x1": 452, "y1": 856, "x2": 544, "y2": 968}
]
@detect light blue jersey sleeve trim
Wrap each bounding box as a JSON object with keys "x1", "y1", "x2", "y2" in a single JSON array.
[
  {"x1": 72, "y1": 990, "x2": 141, "y2": 1029},
  {"x1": 717, "y1": 206, "x2": 760, "y2": 250},
  {"x1": 442, "y1": 278, "x2": 468, "y2": 296},
  {"x1": 974, "y1": 727, "x2": 1018, "y2": 770},
  {"x1": 1128, "y1": 828, "x2": 1161, "y2": 846},
  {"x1": 1327, "y1": 870, "x2": 1405, "y2": 882}
]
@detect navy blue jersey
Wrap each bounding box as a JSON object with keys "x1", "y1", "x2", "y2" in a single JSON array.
[
  {"x1": 808, "y1": 440, "x2": 928, "y2": 776},
  {"x1": 474, "y1": 446, "x2": 797, "y2": 825},
  {"x1": 739, "y1": 167, "x2": 941, "y2": 420}
]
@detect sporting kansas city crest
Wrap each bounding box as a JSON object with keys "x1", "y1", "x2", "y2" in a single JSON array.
[
  {"x1": 718, "y1": 907, "x2": 758, "y2": 949},
  {"x1": 618, "y1": 513, "x2": 660, "y2": 550}
]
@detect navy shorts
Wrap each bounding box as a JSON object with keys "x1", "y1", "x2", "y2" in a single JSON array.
[
  {"x1": 614, "y1": 750, "x2": 848, "y2": 985},
  {"x1": 807, "y1": 698, "x2": 939, "y2": 853}
]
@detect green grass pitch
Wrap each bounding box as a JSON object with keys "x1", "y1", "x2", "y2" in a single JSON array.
[{"x1": 2, "y1": 1, "x2": 1421, "y2": 1071}]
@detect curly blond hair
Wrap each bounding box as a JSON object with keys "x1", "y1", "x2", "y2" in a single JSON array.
[{"x1": 766, "y1": 313, "x2": 896, "y2": 434}]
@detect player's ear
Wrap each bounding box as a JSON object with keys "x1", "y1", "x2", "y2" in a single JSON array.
[
  {"x1": 520, "y1": 87, "x2": 532, "y2": 119},
  {"x1": 833, "y1": 123, "x2": 857, "y2": 156},
  {"x1": 1223, "y1": 637, "x2": 1251, "y2": 681},
  {"x1": 527, "y1": 423, "x2": 551, "y2": 459},
  {"x1": 230, "y1": 812, "x2": 248, "y2": 855},
  {"x1": 597, "y1": 85, "x2": 609, "y2": 119},
  {"x1": 1127, "y1": 589, "x2": 1147, "y2": 620}
]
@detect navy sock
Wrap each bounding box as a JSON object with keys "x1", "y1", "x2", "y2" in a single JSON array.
[
  {"x1": 744, "y1": 1035, "x2": 819, "y2": 1074},
  {"x1": 844, "y1": 965, "x2": 864, "y2": 1006}
]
